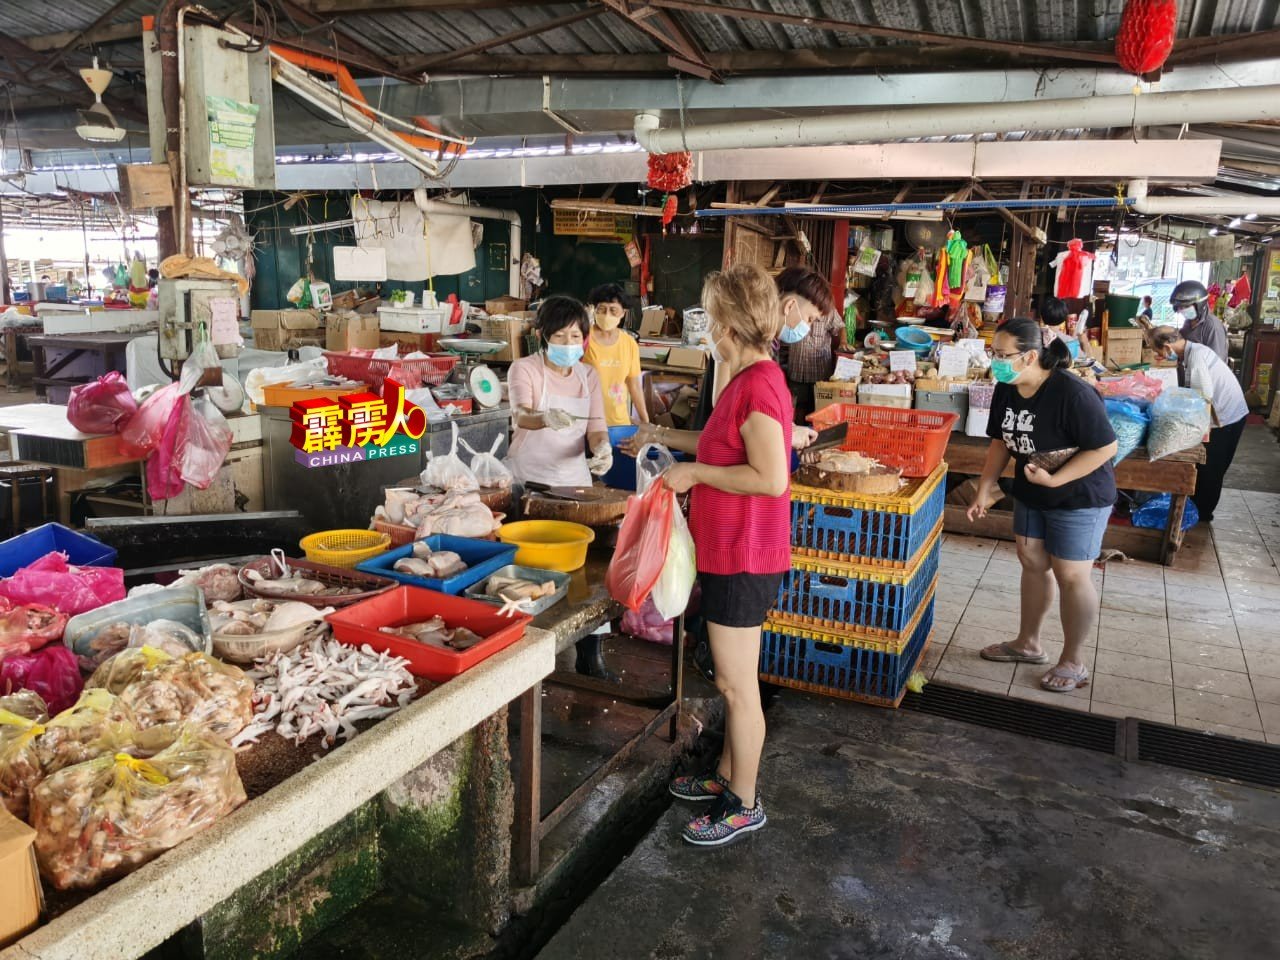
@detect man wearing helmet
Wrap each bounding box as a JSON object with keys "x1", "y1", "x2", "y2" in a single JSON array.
[{"x1": 1169, "y1": 280, "x2": 1228, "y2": 361}]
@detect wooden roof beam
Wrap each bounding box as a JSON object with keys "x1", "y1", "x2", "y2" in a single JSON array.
[{"x1": 597, "y1": 0, "x2": 722, "y2": 83}]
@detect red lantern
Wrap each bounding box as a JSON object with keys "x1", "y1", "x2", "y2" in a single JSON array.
[
  {"x1": 646, "y1": 152, "x2": 692, "y2": 193},
  {"x1": 661, "y1": 194, "x2": 678, "y2": 228},
  {"x1": 1115, "y1": 0, "x2": 1178, "y2": 76}
]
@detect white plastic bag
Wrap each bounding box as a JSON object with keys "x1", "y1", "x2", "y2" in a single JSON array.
[
  {"x1": 651, "y1": 507, "x2": 696, "y2": 620},
  {"x1": 244, "y1": 357, "x2": 329, "y2": 406},
  {"x1": 460, "y1": 434, "x2": 513, "y2": 490},
  {"x1": 635, "y1": 443, "x2": 676, "y2": 495},
  {"x1": 421, "y1": 421, "x2": 479, "y2": 493}
]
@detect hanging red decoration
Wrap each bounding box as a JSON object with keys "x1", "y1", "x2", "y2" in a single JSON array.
[
  {"x1": 661, "y1": 193, "x2": 678, "y2": 228},
  {"x1": 646, "y1": 152, "x2": 693, "y2": 193},
  {"x1": 1115, "y1": 0, "x2": 1178, "y2": 76}
]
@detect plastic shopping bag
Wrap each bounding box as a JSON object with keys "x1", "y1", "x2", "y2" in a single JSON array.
[
  {"x1": 1104, "y1": 399, "x2": 1150, "y2": 465},
  {"x1": 146, "y1": 393, "x2": 191, "y2": 501},
  {"x1": 67, "y1": 372, "x2": 138, "y2": 435},
  {"x1": 1096, "y1": 371, "x2": 1165, "y2": 405},
  {"x1": 635, "y1": 442, "x2": 676, "y2": 495},
  {"x1": 460, "y1": 434, "x2": 514, "y2": 491},
  {"x1": 421, "y1": 421, "x2": 479, "y2": 493},
  {"x1": 1132, "y1": 494, "x2": 1199, "y2": 532},
  {"x1": 1147, "y1": 388, "x2": 1211, "y2": 461},
  {"x1": 0, "y1": 706, "x2": 45, "y2": 819},
  {"x1": 652, "y1": 506, "x2": 696, "y2": 620},
  {"x1": 606, "y1": 480, "x2": 675, "y2": 612},
  {"x1": 177, "y1": 395, "x2": 233, "y2": 489},
  {"x1": 118, "y1": 382, "x2": 183, "y2": 459},
  {"x1": 0, "y1": 645, "x2": 83, "y2": 715},
  {"x1": 0, "y1": 601, "x2": 69, "y2": 661},
  {"x1": 0, "y1": 552, "x2": 125, "y2": 616}
]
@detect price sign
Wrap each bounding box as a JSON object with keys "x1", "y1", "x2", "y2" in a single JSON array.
[
  {"x1": 833, "y1": 356, "x2": 863, "y2": 381},
  {"x1": 889, "y1": 350, "x2": 917, "y2": 373},
  {"x1": 937, "y1": 345, "x2": 969, "y2": 378}
]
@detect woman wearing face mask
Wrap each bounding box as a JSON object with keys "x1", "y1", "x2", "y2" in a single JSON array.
[
  {"x1": 661, "y1": 265, "x2": 792, "y2": 846},
  {"x1": 582, "y1": 283, "x2": 649, "y2": 427},
  {"x1": 1150, "y1": 327, "x2": 1248, "y2": 523},
  {"x1": 967, "y1": 317, "x2": 1118, "y2": 693},
  {"x1": 777, "y1": 267, "x2": 842, "y2": 424},
  {"x1": 506, "y1": 296, "x2": 612, "y2": 487}
]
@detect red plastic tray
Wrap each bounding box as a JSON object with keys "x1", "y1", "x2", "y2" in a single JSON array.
[
  {"x1": 321, "y1": 351, "x2": 458, "y2": 393},
  {"x1": 325, "y1": 584, "x2": 531, "y2": 681}
]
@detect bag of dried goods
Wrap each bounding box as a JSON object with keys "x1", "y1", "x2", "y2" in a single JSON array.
[
  {"x1": 0, "y1": 708, "x2": 45, "y2": 819},
  {"x1": 86, "y1": 646, "x2": 174, "y2": 696},
  {"x1": 0, "y1": 645, "x2": 83, "y2": 715},
  {"x1": 1104, "y1": 399, "x2": 1150, "y2": 465},
  {"x1": 117, "y1": 653, "x2": 253, "y2": 741},
  {"x1": 34, "y1": 689, "x2": 136, "y2": 776},
  {"x1": 1147, "y1": 387, "x2": 1211, "y2": 461},
  {"x1": 30, "y1": 726, "x2": 247, "y2": 890},
  {"x1": 0, "y1": 690, "x2": 49, "y2": 723}
]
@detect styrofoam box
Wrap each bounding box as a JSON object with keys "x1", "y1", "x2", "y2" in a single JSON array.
[
  {"x1": 965, "y1": 406, "x2": 991, "y2": 438},
  {"x1": 857, "y1": 383, "x2": 913, "y2": 409},
  {"x1": 378, "y1": 306, "x2": 450, "y2": 334},
  {"x1": 39, "y1": 306, "x2": 160, "y2": 336}
]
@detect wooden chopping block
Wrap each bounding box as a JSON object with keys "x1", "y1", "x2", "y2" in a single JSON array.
[{"x1": 521, "y1": 486, "x2": 631, "y2": 526}]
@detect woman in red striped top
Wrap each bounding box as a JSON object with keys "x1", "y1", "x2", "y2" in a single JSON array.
[{"x1": 662, "y1": 264, "x2": 793, "y2": 846}]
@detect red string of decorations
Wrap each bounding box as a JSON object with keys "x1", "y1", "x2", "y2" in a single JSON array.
[
  {"x1": 1115, "y1": 0, "x2": 1178, "y2": 76},
  {"x1": 646, "y1": 152, "x2": 692, "y2": 192}
]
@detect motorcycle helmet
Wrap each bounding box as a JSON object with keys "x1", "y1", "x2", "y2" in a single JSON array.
[{"x1": 1169, "y1": 280, "x2": 1209, "y2": 309}]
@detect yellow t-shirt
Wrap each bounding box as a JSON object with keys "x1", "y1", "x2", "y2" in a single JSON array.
[{"x1": 584, "y1": 332, "x2": 641, "y2": 426}]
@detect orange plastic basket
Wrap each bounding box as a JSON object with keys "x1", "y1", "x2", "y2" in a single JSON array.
[
  {"x1": 322, "y1": 351, "x2": 458, "y2": 393},
  {"x1": 806, "y1": 403, "x2": 957, "y2": 477}
]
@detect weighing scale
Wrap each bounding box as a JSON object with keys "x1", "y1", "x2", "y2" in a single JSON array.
[{"x1": 438, "y1": 338, "x2": 506, "y2": 409}]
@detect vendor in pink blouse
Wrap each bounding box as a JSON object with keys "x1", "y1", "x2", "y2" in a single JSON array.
[{"x1": 661, "y1": 264, "x2": 792, "y2": 847}]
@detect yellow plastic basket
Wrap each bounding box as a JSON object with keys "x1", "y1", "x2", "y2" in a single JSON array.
[{"x1": 299, "y1": 529, "x2": 392, "y2": 569}]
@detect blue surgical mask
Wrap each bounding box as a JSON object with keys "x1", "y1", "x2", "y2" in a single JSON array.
[
  {"x1": 545, "y1": 342, "x2": 583, "y2": 368},
  {"x1": 990, "y1": 358, "x2": 1020, "y2": 384},
  {"x1": 780, "y1": 320, "x2": 810, "y2": 344}
]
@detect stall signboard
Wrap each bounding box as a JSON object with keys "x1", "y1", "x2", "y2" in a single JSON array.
[{"x1": 289, "y1": 379, "x2": 427, "y2": 468}]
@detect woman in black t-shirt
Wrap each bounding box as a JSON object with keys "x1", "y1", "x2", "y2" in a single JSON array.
[{"x1": 967, "y1": 318, "x2": 1118, "y2": 693}]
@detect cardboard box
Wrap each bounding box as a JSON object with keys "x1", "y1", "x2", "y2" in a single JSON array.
[
  {"x1": 639, "y1": 306, "x2": 668, "y2": 337},
  {"x1": 117, "y1": 162, "x2": 174, "y2": 209},
  {"x1": 485, "y1": 296, "x2": 528, "y2": 315},
  {"x1": 0, "y1": 807, "x2": 42, "y2": 948},
  {"x1": 326, "y1": 311, "x2": 380, "y2": 352},
  {"x1": 250, "y1": 309, "x2": 323, "y2": 352},
  {"x1": 639, "y1": 337, "x2": 680, "y2": 363},
  {"x1": 814, "y1": 379, "x2": 861, "y2": 413},
  {"x1": 666, "y1": 345, "x2": 708, "y2": 371},
  {"x1": 478, "y1": 315, "x2": 532, "y2": 362}
]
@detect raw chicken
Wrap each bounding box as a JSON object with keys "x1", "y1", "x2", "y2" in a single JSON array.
[
  {"x1": 33, "y1": 688, "x2": 136, "y2": 775},
  {"x1": 393, "y1": 558, "x2": 434, "y2": 577},
  {"x1": 413, "y1": 490, "x2": 499, "y2": 539},
  {"x1": 0, "y1": 709, "x2": 44, "y2": 819},
  {"x1": 79, "y1": 621, "x2": 133, "y2": 671},
  {"x1": 484, "y1": 575, "x2": 556, "y2": 603},
  {"x1": 381, "y1": 618, "x2": 485, "y2": 651},
  {"x1": 243, "y1": 569, "x2": 330, "y2": 596},
  {"x1": 395, "y1": 552, "x2": 467, "y2": 579},
  {"x1": 117, "y1": 653, "x2": 254, "y2": 740},
  {"x1": 0, "y1": 690, "x2": 49, "y2": 723},
  {"x1": 127, "y1": 619, "x2": 206, "y2": 657},
  {"x1": 176, "y1": 563, "x2": 242, "y2": 604}
]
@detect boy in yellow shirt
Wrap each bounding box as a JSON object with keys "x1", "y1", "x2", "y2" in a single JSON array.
[{"x1": 583, "y1": 283, "x2": 649, "y2": 426}]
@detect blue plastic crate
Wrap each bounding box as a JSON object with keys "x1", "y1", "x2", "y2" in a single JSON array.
[
  {"x1": 773, "y1": 532, "x2": 940, "y2": 638},
  {"x1": 0, "y1": 523, "x2": 117, "y2": 578},
  {"x1": 789, "y1": 464, "x2": 945, "y2": 567},
  {"x1": 356, "y1": 535, "x2": 517, "y2": 595},
  {"x1": 760, "y1": 599, "x2": 934, "y2": 706}
]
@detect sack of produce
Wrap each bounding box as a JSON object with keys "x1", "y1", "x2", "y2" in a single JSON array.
[
  {"x1": 459, "y1": 435, "x2": 514, "y2": 491},
  {"x1": 0, "y1": 552, "x2": 125, "y2": 617},
  {"x1": 1104, "y1": 399, "x2": 1150, "y2": 465},
  {"x1": 67, "y1": 371, "x2": 139, "y2": 436},
  {"x1": 0, "y1": 645, "x2": 83, "y2": 715},
  {"x1": 0, "y1": 707, "x2": 45, "y2": 819},
  {"x1": 606, "y1": 480, "x2": 674, "y2": 613},
  {"x1": 35, "y1": 689, "x2": 136, "y2": 776},
  {"x1": 117, "y1": 652, "x2": 254, "y2": 741},
  {"x1": 1147, "y1": 388, "x2": 1210, "y2": 461},
  {"x1": 86, "y1": 646, "x2": 174, "y2": 696},
  {"x1": 0, "y1": 600, "x2": 68, "y2": 660},
  {"x1": 1132, "y1": 494, "x2": 1199, "y2": 532},
  {"x1": 30, "y1": 726, "x2": 247, "y2": 890}
]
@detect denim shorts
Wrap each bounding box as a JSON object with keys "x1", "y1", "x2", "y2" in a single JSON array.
[{"x1": 1013, "y1": 502, "x2": 1112, "y2": 563}]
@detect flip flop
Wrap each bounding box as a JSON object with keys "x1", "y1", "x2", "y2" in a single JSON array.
[
  {"x1": 980, "y1": 641, "x2": 1049, "y2": 664},
  {"x1": 1040, "y1": 663, "x2": 1090, "y2": 692}
]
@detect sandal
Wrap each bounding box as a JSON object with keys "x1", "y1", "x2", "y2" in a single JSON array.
[
  {"x1": 1040, "y1": 663, "x2": 1090, "y2": 692},
  {"x1": 980, "y1": 641, "x2": 1049, "y2": 664}
]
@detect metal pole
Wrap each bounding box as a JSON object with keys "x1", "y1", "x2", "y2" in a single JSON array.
[
  {"x1": 80, "y1": 202, "x2": 91, "y2": 297},
  {"x1": 0, "y1": 202, "x2": 10, "y2": 304}
]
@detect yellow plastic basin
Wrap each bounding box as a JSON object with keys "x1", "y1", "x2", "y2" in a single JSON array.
[{"x1": 497, "y1": 521, "x2": 595, "y2": 572}]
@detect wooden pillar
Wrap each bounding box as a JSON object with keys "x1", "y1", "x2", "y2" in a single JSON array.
[
  {"x1": 830, "y1": 218, "x2": 849, "y2": 312},
  {"x1": 721, "y1": 182, "x2": 739, "y2": 270}
]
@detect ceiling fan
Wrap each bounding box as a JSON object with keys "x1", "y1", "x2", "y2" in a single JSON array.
[{"x1": 76, "y1": 58, "x2": 126, "y2": 144}]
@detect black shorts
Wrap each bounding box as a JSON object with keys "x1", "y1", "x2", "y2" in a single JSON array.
[{"x1": 698, "y1": 571, "x2": 785, "y2": 629}]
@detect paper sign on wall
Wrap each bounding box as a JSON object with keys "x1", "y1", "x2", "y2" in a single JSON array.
[
  {"x1": 333, "y1": 246, "x2": 388, "y2": 282},
  {"x1": 209, "y1": 297, "x2": 240, "y2": 345},
  {"x1": 889, "y1": 350, "x2": 917, "y2": 373},
  {"x1": 937, "y1": 345, "x2": 969, "y2": 378},
  {"x1": 833, "y1": 356, "x2": 863, "y2": 381}
]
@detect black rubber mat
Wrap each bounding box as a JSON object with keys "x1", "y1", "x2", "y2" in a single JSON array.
[{"x1": 1133, "y1": 720, "x2": 1280, "y2": 790}]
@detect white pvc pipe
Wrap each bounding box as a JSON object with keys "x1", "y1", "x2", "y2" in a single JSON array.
[
  {"x1": 634, "y1": 83, "x2": 1280, "y2": 153},
  {"x1": 1128, "y1": 179, "x2": 1280, "y2": 216},
  {"x1": 415, "y1": 193, "x2": 522, "y2": 297}
]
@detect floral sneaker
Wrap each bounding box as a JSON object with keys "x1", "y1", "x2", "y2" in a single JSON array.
[
  {"x1": 681, "y1": 790, "x2": 767, "y2": 847},
  {"x1": 669, "y1": 772, "x2": 729, "y2": 802}
]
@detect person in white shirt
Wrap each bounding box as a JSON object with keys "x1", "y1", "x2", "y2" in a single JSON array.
[{"x1": 1151, "y1": 328, "x2": 1249, "y2": 523}]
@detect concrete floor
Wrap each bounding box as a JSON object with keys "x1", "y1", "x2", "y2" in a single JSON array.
[
  {"x1": 539, "y1": 691, "x2": 1280, "y2": 960},
  {"x1": 1222, "y1": 423, "x2": 1280, "y2": 494}
]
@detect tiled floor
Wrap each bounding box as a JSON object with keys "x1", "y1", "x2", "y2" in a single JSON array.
[{"x1": 924, "y1": 487, "x2": 1280, "y2": 744}]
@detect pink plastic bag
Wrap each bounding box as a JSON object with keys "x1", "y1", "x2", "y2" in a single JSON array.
[
  {"x1": 606, "y1": 481, "x2": 674, "y2": 612},
  {"x1": 1096, "y1": 372, "x2": 1164, "y2": 405},
  {"x1": 118, "y1": 382, "x2": 182, "y2": 459},
  {"x1": 177, "y1": 396, "x2": 233, "y2": 489},
  {"x1": 0, "y1": 602, "x2": 68, "y2": 660},
  {"x1": 1, "y1": 645, "x2": 83, "y2": 714},
  {"x1": 67, "y1": 372, "x2": 138, "y2": 435},
  {"x1": 0, "y1": 552, "x2": 125, "y2": 616},
  {"x1": 621, "y1": 597, "x2": 674, "y2": 645},
  {"x1": 146, "y1": 394, "x2": 191, "y2": 501}
]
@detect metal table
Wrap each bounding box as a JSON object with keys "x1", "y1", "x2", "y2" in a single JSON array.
[
  {"x1": 511, "y1": 553, "x2": 684, "y2": 885},
  {"x1": 26, "y1": 332, "x2": 136, "y2": 401}
]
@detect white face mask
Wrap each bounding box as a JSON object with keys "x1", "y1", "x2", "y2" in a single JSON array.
[
  {"x1": 1177, "y1": 305, "x2": 1199, "y2": 321},
  {"x1": 709, "y1": 327, "x2": 727, "y2": 365}
]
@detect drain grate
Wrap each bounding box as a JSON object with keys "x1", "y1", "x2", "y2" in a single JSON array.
[
  {"x1": 900, "y1": 682, "x2": 1280, "y2": 790},
  {"x1": 1133, "y1": 721, "x2": 1280, "y2": 789},
  {"x1": 900, "y1": 683, "x2": 1120, "y2": 754}
]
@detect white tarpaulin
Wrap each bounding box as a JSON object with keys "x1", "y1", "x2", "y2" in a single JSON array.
[{"x1": 350, "y1": 195, "x2": 476, "y2": 280}]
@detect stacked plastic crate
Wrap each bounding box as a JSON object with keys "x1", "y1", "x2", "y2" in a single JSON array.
[{"x1": 761, "y1": 404, "x2": 954, "y2": 707}]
